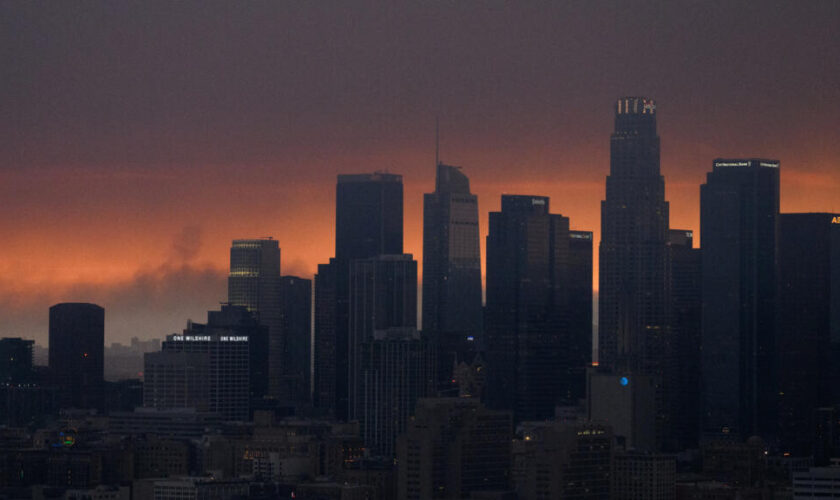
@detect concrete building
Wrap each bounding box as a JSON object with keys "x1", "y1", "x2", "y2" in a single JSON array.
[
  {"x1": 587, "y1": 369, "x2": 656, "y2": 451},
  {"x1": 613, "y1": 452, "x2": 676, "y2": 500},
  {"x1": 49, "y1": 303, "x2": 105, "y2": 410}
]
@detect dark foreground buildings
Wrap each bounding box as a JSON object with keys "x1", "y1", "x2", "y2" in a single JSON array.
[
  {"x1": 49, "y1": 303, "x2": 105, "y2": 410},
  {"x1": 700, "y1": 158, "x2": 780, "y2": 440}
]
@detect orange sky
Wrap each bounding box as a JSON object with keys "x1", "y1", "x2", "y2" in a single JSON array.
[{"x1": 2, "y1": 1, "x2": 838, "y2": 344}]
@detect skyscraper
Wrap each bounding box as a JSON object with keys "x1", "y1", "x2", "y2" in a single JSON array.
[
  {"x1": 280, "y1": 275, "x2": 312, "y2": 406},
  {"x1": 568, "y1": 230, "x2": 594, "y2": 403},
  {"x1": 598, "y1": 96, "x2": 669, "y2": 375},
  {"x1": 700, "y1": 158, "x2": 780, "y2": 440},
  {"x1": 485, "y1": 195, "x2": 571, "y2": 421},
  {"x1": 422, "y1": 163, "x2": 483, "y2": 387},
  {"x1": 227, "y1": 239, "x2": 282, "y2": 398},
  {"x1": 313, "y1": 173, "x2": 404, "y2": 420},
  {"x1": 667, "y1": 229, "x2": 701, "y2": 450},
  {"x1": 776, "y1": 213, "x2": 840, "y2": 454},
  {"x1": 49, "y1": 303, "x2": 105, "y2": 410}
]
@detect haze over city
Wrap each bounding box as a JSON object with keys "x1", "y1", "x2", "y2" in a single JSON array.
[{"x1": 2, "y1": 1, "x2": 838, "y2": 344}]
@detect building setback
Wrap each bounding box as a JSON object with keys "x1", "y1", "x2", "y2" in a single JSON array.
[{"x1": 700, "y1": 158, "x2": 780, "y2": 440}]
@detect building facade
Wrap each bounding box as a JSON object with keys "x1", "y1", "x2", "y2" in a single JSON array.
[
  {"x1": 49, "y1": 303, "x2": 105, "y2": 410},
  {"x1": 280, "y1": 275, "x2": 312, "y2": 406},
  {"x1": 700, "y1": 158, "x2": 780, "y2": 440}
]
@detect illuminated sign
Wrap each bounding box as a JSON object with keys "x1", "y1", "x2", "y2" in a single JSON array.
[
  {"x1": 715, "y1": 161, "x2": 750, "y2": 167},
  {"x1": 832, "y1": 217, "x2": 840, "y2": 224},
  {"x1": 759, "y1": 162, "x2": 779, "y2": 168},
  {"x1": 220, "y1": 336, "x2": 248, "y2": 342},
  {"x1": 620, "y1": 376, "x2": 629, "y2": 386},
  {"x1": 172, "y1": 335, "x2": 211, "y2": 342},
  {"x1": 570, "y1": 232, "x2": 593, "y2": 240},
  {"x1": 643, "y1": 99, "x2": 656, "y2": 113},
  {"x1": 685, "y1": 231, "x2": 693, "y2": 238},
  {"x1": 531, "y1": 198, "x2": 545, "y2": 206}
]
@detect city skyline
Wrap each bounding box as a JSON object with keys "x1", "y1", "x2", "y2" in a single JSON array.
[{"x1": 2, "y1": 1, "x2": 839, "y2": 346}]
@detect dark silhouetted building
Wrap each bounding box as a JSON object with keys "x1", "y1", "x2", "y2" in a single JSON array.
[
  {"x1": 513, "y1": 421, "x2": 613, "y2": 500},
  {"x1": 422, "y1": 163, "x2": 483, "y2": 389},
  {"x1": 359, "y1": 328, "x2": 434, "y2": 458},
  {"x1": 613, "y1": 452, "x2": 676, "y2": 500},
  {"x1": 485, "y1": 195, "x2": 571, "y2": 421},
  {"x1": 568, "y1": 230, "x2": 594, "y2": 403},
  {"x1": 777, "y1": 213, "x2": 840, "y2": 455},
  {"x1": 314, "y1": 172, "x2": 404, "y2": 420},
  {"x1": 227, "y1": 238, "x2": 282, "y2": 398},
  {"x1": 346, "y1": 253, "x2": 433, "y2": 456},
  {"x1": 397, "y1": 398, "x2": 512, "y2": 499},
  {"x1": 700, "y1": 158, "x2": 780, "y2": 440},
  {"x1": 280, "y1": 275, "x2": 312, "y2": 406},
  {"x1": 587, "y1": 368, "x2": 656, "y2": 451},
  {"x1": 667, "y1": 229, "x2": 702, "y2": 450},
  {"x1": 0, "y1": 337, "x2": 34, "y2": 383},
  {"x1": 598, "y1": 97, "x2": 669, "y2": 375},
  {"x1": 144, "y1": 307, "x2": 254, "y2": 421},
  {"x1": 49, "y1": 303, "x2": 105, "y2": 410}
]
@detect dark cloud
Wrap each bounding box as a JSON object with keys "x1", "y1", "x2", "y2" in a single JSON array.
[{"x1": 0, "y1": 262, "x2": 227, "y2": 346}]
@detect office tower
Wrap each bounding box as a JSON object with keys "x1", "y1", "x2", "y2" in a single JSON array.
[
  {"x1": 422, "y1": 163, "x2": 483, "y2": 388},
  {"x1": 612, "y1": 452, "x2": 676, "y2": 500},
  {"x1": 144, "y1": 308, "x2": 252, "y2": 421},
  {"x1": 348, "y1": 254, "x2": 418, "y2": 414},
  {"x1": 485, "y1": 195, "x2": 570, "y2": 421},
  {"x1": 777, "y1": 213, "x2": 840, "y2": 455},
  {"x1": 397, "y1": 398, "x2": 512, "y2": 500},
  {"x1": 0, "y1": 337, "x2": 34, "y2": 383},
  {"x1": 568, "y1": 230, "x2": 594, "y2": 402},
  {"x1": 359, "y1": 328, "x2": 435, "y2": 458},
  {"x1": 313, "y1": 173, "x2": 404, "y2": 420},
  {"x1": 598, "y1": 97, "x2": 669, "y2": 374},
  {"x1": 701, "y1": 158, "x2": 780, "y2": 440},
  {"x1": 205, "y1": 304, "x2": 270, "y2": 402},
  {"x1": 513, "y1": 421, "x2": 613, "y2": 500},
  {"x1": 486, "y1": 195, "x2": 571, "y2": 421},
  {"x1": 346, "y1": 254, "x2": 433, "y2": 456},
  {"x1": 587, "y1": 368, "x2": 656, "y2": 450},
  {"x1": 227, "y1": 238, "x2": 282, "y2": 398},
  {"x1": 667, "y1": 229, "x2": 702, "y2": 450},
  {"x1": 280, "y1": 275, "x2": 312, "y2": 405},
  {"x1": 313, "y1": 260, "x2": 338, "y2": 413},
  {"x1": 49, "y1": 303, "x2": 105, "y2": 410}
]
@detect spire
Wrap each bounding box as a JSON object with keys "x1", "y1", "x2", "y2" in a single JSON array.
[{"x1": 435, "y1": 116, "x2": 440, "y2": 166}]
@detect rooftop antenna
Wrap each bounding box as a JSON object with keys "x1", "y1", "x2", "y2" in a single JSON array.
[{"x1": 435, "y1": 116, "x2": 440, "y2": 166}]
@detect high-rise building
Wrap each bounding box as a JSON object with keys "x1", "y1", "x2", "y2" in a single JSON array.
[
  {"x1": 49, "y1": 303, "x2": 105, "y2": 410},
  {"x1": 280, "y1": 275, "x2": 312, "y2": 405},
  {"x1": 513, "y1": 421, "x2": 613, "y2": 500},
  {"x1": 598, "y1": 96, "x2": 669, "y2": 375},
  {"x1": 777, "y1": 213, "x2": 840, "y2": 455},
  {"x1": 143, "y1": 307, "x2": 253, "y2": 421},
  {"x1": 397, "y1": 398, "x2": 512, "y2": 500},
  {"x1": 568, "y1": 230, "x2": 594, "y2": 403},
  {"x1": 0, "y1": 337, "x2": 34, "y2": 383},
  {"x1": 485, "y1": 195, "x2": 571, "y2": 421},
  {"x1": 700, "y1": 158, "x2": 780, "y2": 440},
  {"x1": 422, "y1": 163, "x2": 483, "y2": 388},
  {"x1": 667, "y1": 229, "x2": 701, "y2": 450},
  {"x1": 359, "y1": 328, "x2": 435, "y2": 458},
  {"x1": 227, "y1": 238, "x2": 282, "y2": 398},
  {"x1": 313, "y1": 173, "x2": 404, "y2": 420}
]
